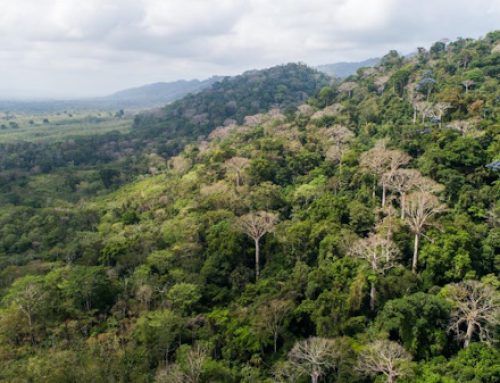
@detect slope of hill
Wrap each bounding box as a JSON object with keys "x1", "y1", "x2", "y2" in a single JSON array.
[
  {"x1": 0, "y1": 63, "x2": 329, "y2": 202},
  {"x1": 316, "y1": 57, "x2": 380, "y2": 78},
  {"x1": 104, "y1": 77, "x2": 223, "y2": 108},
  {"x1": 133, "y1": 63, "x2": 330, "y2": 139},
  {"x1": 0, "y1": 32, "x2": 499, "y2": 382}
]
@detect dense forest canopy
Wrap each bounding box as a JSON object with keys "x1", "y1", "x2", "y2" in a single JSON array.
[{"x1": 0, "y1": 33, "x2": 499, "y2": 382}]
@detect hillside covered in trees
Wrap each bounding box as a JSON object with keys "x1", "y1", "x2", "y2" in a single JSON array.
[{"x1": 0, "y1": 32, "x2": 499, "y2": 382}]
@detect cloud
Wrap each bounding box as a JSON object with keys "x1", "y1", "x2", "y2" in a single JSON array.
[{"x1": 0, "y1": 0, "x2": 499, "y2": 98}]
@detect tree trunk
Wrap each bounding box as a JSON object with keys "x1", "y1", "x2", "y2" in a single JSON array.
[
  {"x1": 400, "y1": 193, "x2": 406, "y2": 219},
  {"x1": 369, "y1": 281, "x2": 376, "y2": 311},
  {"x1": 413, "y1": 107, "x2": 417, "y2": 124},
  {"x1": 412, "y1": 233, "x2": 420, "y2": 273},
  {"x1": 235, "y1": 172, "x2": 241, "y2": 188},
  {"x1": 311, "y1": 372, "x2": 319, "y2": 383},
  {"x1": 255, "y1": 238, "x2": 260, "y2": 281},
  {"x1": 372, "y1": 176, "x2": 376, "y2": 199},
  {"x1": 464, "y1": 322, "x2": 475, "y2": 348},
  {"x1": 165, "y1": 345, "x2": 170, "y2": 367},
  {"x1": 273, "y1": 331, "x2": 278, "y2": 353},
  {"x1": 382, "y1": 183, "x2": 387, "y2": 207},
  {"x1": 27, "y1": 312, "x2": 35, "y2": 345}
]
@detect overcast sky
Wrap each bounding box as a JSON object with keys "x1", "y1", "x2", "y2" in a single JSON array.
[{"x1": 1, "y1": 0, "x2": 499, "y2": 99}]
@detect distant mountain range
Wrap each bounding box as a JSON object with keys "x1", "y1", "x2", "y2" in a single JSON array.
[
  {"x1": 0, "y1": 77, "x2": 223, "y2": 113},
  {"x1": 316, "y1": 58, "x2": 380, "y2": 78},
  {"x1": 104, "y1": 77, "x2": 224, "y2": 107},
  {"x1": 0, "y1": 58, "x2": 379, "y2": 114}
]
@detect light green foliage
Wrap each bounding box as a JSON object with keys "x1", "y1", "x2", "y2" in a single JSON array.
[
  {"x1": 0, "y1": 33, "x2": 499, "y2": 382},
  {"x1": 0, "y1": 111, "x2": 131, "y2": 143},
  {"x1": 167, "y1": 283, "x2": 201, "y2": 314}
]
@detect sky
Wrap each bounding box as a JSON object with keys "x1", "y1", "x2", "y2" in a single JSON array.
[{"x1": 1, "y1": 0, "x2": 499, "y2": 99}]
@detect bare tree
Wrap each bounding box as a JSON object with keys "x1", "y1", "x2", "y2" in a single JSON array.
[
  {"x1": 237, "y1": 211, "x2": 278, "y2": 280},
  {"x1": 374, "y1": 75, "x2": 390, "y2": 93},
  {"x1": 273, "y1": 361, "x2": 301, "y2": 383},
  {"x1": 415, "y1": 101, "x2": 433, "y2": 124},
  {"x1": 403, "y1": 191, "x2": 446, "y2": 272},
  {"x1": 324, "y1": 125, "x2": 354, "y2": 172},
  {"x1": 349, "y1": 234, "x2": 400, "y2": 310},
  {"x1": 136, "y1": 284, "x2": 153, "y2": 310},
  {"x1": 414, "y1": 176, "x2": 444, "y2": 195},
  {"x1": 156, "y1": 345, "x2": 207, "y2": 383},
  {"x1": 326, "y1": 125, "x2": 354, "y2": 168},
  {"x1": 169, "y1": 156, "x2": 192, "y2": 174},
  {"x1": 384, "y1": 169, "x2": 421, "y2": 219},
  {"x1": 462, "y1": 79, "x2": 475, "y2": 94},
  {"x1": 183, "y1": 345, "x2": 207, "y2": 383},
  {"x1": 256, "y1": 299, "x2": 293, "y2": 352},
  {"x1": 384, "y1": 169, "x2": 442, "y2": 219},
  {"x1": 446, "y1": 280, "x2": 500, "y2": 348},
  {"x1": 360, "y1": 145, "x2": 410, "y2": 207},
  {"x1": 338, "y1": 81, "x2": 358, "y2": 98},
  {"x1": 156, "y1": 364, "x2": 185, "y2": 383},
  {"x1": 411, "y1": 101, "x2": 419, "y2": 125},
  {"x1": 288, "y1": 337, "x2": 337, "y2": 383},
  {"x1": 447, "y1": 119, "x2": 474, "y2": 135},
  {"x1": 432, "y1": 102, "x2": 452, "y2": 128},
  {"x1": 7, "y1": 279, "x2": 46, "y2": 345},
  {"x1": 360, "y1": 141, "x2": 389, "y2": 200},
  {"x1": 376, "y1": 203, "x2": 401, "y2": 241},
  {"x1": 381, "y1": 150, "x2": 412, "y2": 208},
  {"x1": 357, "y1": 340, "x2": 413, "y2": 383},
  {"x1": 224, "y1": 157, "x2": 250, "y2": 187},
  {"x1": 407, "y1": 87, "x2": 425, "y2": 125}
]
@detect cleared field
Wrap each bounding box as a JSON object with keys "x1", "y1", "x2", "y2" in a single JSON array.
[{"x1": 0, "y1": 111, "x2": 132, "y2": 143}]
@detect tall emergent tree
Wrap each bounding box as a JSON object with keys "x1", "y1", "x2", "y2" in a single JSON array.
[
  {"x1": 288, "y1": 337, "x2": 337, "y2": 383},
  {"x1": 255, "y1": 299, "x2": 293, "y2": 352},
  {"x1": 360, "y1": 141, "x2": 390, "y2": 200},
  {"x1": 384, "y1": 169, "x2": 421, "y2": 219},
  {"x1": 403, "y1": 191, "x2": 446, "y2": 272},
  {"x1": 349, "y1": 233, "x2": 400, "y2": 310},
  {"x1": 324, "y1": 124, "x2": 354, "y2": 171},
  {"x1": 357, "y1": 340, "x2": 413, "y2": 383},
  {"x1": 361, "y1": 146, "x2": 410, "y2": 208},
  {"x1": 3, "y1": 276, "x2": 46, "y2": 345},
  {"x1": 224, "y1": 156, "x2": 250, "y2": 188},
  {"x1": 446, "y1": 280, "x2": 500, "y2": 348},
  {"x1": 237, "y1": 211, "x2": 278, "y2": 280}
]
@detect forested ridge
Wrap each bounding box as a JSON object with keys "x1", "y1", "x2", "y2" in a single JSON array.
[{"x1": 0, "y1": 33, "x2": 499, "y2": 382}]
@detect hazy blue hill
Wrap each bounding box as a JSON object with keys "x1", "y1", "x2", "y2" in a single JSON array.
[
  {"x1": 316, "y1": 57, "x2": 380, "y2": 78},
  {"x1": 104, "y1": 76, "x2": 223, "y2": 107},
  {"x1": 0, "y1": 77, "x2": 222, "y2": 113}
]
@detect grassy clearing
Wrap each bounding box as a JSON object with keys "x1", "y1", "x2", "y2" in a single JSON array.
[{"x1": 0, "y1": 110, "x2": 132, "y2": 143}]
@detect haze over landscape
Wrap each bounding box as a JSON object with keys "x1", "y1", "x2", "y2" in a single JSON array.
[{"x1": 1, "y1": 0, "x2": 500, "y2": 98}]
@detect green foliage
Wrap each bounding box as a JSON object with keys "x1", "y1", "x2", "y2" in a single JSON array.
[
  {"x1": 415, "y1": 344, "x2": 500, "y2": 382},
  {"x1": 0, "y1": 33, "x2": 499, "y2": 382},
  {"x1": 377, "y1": 292, "x2": 451, "y2": 360}
]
